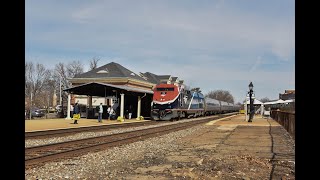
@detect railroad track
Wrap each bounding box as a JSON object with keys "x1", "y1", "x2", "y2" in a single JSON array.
[
  {"x1": 25, "y1": 120, "x2": 165, "y2": 139},
  {"x1": 25, "y1": 113, "x2": 237, "y2": 169}
]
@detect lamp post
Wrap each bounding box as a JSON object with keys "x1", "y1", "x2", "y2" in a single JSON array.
[
  {"x1": 248, "y1": 82, "x2": 254, "y2": 122},
  {"x1": 59, "y1": 77, "x2": 62, "y2": 105}
]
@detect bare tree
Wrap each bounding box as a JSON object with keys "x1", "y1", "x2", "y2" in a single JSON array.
[
  {"x1": 205, "y1": 90, "x2": 235, "y2": 104},
  {"x1": 89, "y1": 57, "x2": 100, "y2": 71},
  {"x1": 24, "y1": 60, "x2": 84, "y2": 118},
  {"x1": 53, "y1": 61, "x2": 84, "y2": 89},
  {"x1": 260, "y1": 97, "x2": 270, "y2": 103},
  {"x1": 54, "y1": 63, "x2": 70, "y2": 89},
  {"x1": 67, "y1": 60, "x2": 84, "y2": 78},
  {"x1": 40, "y1": 77, "x2": 56, "y2": 109},
  {"x1": 25, "y1": 62, "x2": 51, "y2": 114},
  {"x1": 53, "y1": 61, "x2": 84, "y2": 113}
]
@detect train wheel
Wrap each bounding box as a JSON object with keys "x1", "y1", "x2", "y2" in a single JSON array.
[{"x1": 186, "y1": 112, "x2": 189, "y2": 118}]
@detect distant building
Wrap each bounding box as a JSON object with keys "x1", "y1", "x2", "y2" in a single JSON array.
[
  {"x1": 279, "y1": 90, "x2": 295, "y2": 100},
  {"x1": 157, "y1": 75, "x2": 172, "y2": 84},
  {"x1": 139, "y1": 72, "x2": 183, "y2": 86},
  {"x1": 139, "y1": 72, "x2": 161, "y2": 84}
]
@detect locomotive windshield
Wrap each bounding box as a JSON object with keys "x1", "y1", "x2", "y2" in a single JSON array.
[
  {"x1": 156, "y1": 88, "x2": 174, "y2": 91},
  {"x1": 152, "y1": 104, "x2": 172, "y2": 110}
]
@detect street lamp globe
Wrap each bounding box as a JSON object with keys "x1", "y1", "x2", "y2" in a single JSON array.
[{"x1": 249, "y1": 82, "x2": 253, "y2": 91}]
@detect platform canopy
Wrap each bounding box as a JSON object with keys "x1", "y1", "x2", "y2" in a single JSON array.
[
  {"x1": 274, "y1": 99, "x2": 285, "y2": 104},
  {"x1": 245, "y1": 99, "x2": 263, "y2": 105},
  {"x1": 63, "y1": 82, "x2": 153, "y2": 97},
  {"x1": 263, "y1": 101, "x2": 277, "y2": 105},
  {"x1": 283, "y1": 99, "x2": 294, "y2": 103},
  {"x1": 264, "y1": 99, "x2": 294, "y2": 105}
]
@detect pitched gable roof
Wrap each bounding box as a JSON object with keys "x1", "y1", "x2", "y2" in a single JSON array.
[
  {"x1": 73, "y1": 62, "x2": 148, "y2": 82},
  {"x1": 140, "y1": 72, "x2": 161, "y2": 84},
  {"x1": 157, "y1": 75, "x2": 171, "y2": 80},
  {"x1": 171, "y1": 77, "x2": 178, "y2": 82}
]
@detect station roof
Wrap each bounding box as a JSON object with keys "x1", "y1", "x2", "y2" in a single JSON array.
[
  {"x1": 63, "y1": 82, "x2": 153, "y2": 97},
  {"x1": 158, "y1": 75, "x2": 171, "y2": 80},
  {"x1": 245, "y1": 99, "x2": 263, "y2": 105},
  {"x1": 140, "y1": 72, "x2": 161, "y2": 84},
  {"x1": 73, "y1": 62, "x2": 149, "y2": 83},
  {"x1": 171, "y1": 77, "x2": 178, "y2": 82},
  {"x1": 263, "y1": 99, "x2": 294, "y2": 105}
]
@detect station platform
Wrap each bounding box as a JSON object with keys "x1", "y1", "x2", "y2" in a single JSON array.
[
  {"x1": 25, "y1": 114, "x2": 295, "y2": 178},
  {"x1": 25, "y1": 118, "x2": 150, "y2": 132},
  {"x1": 208, "y1": 114, "x2": 280, "y2": 126},
  {"x1": 204, "y1": 114, "x2": 295, "y2": 161}
]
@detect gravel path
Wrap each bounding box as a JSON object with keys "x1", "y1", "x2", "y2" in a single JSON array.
[
  {"x1": 25, "y1": 114, "x2": 295, "y2": 179},
  {"x1": 25, "y1": 117, "x2": 210, "y2": 148},
  {"x1": 25, "y1": 122, "x2": 205, "y2": 179}
]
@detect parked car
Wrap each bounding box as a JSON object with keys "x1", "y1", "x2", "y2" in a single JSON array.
[
  {"x1": 48, "y1": 107, "x2": 56, "y2": 113},
  {"x1": 55, "y1": 105, "x2": 62, "y2": 113},
  {"x1": 30, "y1": 108, "x2": 46, "y2": 118}
]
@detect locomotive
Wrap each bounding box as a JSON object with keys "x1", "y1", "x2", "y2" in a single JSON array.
[{"x1": 151, "y1": 83, "x2": 240, "y2": 120}]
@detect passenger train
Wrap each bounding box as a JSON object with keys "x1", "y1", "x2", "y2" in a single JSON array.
[{"x1": 151, "y1": 83, "x2": 240, "y2": 120}]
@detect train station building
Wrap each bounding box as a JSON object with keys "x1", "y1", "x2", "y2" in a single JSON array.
[
  {"x1": 64, "y1": 62, "x2": 184, "y2": 120},
  {"x1": 279, "y1": 90, "x2": 295, "y2": 100}
]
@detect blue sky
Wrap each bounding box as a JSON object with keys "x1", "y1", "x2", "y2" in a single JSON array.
[{"x1": 26, "y1": 0, "x2": 295, "y2": 103}]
